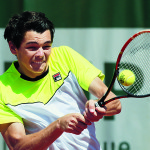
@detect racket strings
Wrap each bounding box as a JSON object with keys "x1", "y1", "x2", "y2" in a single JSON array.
[{"x1": 118, "y1": 32, "x2": 150, "y2": 96}]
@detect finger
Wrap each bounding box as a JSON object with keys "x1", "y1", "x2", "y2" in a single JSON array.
[
  {"x1": 77, "y1": 114, "x2": 92, "y2": 125},
  {"x1": 66, "y1": 116, "x2": 91, "y2": 134},
  {"x1": 76, "y1": 121, "x2": 88, "y2": 130},
  {"x1": 84, "y1": 106, "x2": 97, "y2": 118},
  {"x1": 84, "y1": 106, "x2": 106, "y2": 122},
  {"x1": 87, "y1": 100, "x2": 96, "y2": 114},
  {"x1": 95, "y1": 105, "x2": 107, "y2": 114},
  {"x1": 66, "y1": 125, "x2": 82, "y2": 135},
  {"x1": 72, "y1": 130, "x2": 82, "y2": 135},
  {"x1": 83, "y1": 110, "x2": 98, "y2": 122}
]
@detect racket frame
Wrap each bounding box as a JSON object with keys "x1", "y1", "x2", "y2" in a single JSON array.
[{"x1": 96, "y1": 30, "x2": 150, "y2": 107}]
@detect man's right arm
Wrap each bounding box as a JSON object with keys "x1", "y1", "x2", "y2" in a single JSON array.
[{"x1": 1, "y1": 113, "x2": 91, "y2": 150}]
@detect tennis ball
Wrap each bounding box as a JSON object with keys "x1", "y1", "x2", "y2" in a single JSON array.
[{"x1": 118, "y1": 70, "x2": 135, "y2": 86}]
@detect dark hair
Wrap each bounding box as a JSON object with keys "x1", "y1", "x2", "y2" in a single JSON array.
[{"x1": 4, "y1": 11, "x2": 55, "y2": 48}]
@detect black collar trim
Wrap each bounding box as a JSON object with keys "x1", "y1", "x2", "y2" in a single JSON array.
[
  {"x1": 20, "y1": 69, "x2": 49, "y2": 81},
  {"x1": 14, "y1": 62, "x2": 49, "y2": 81}
]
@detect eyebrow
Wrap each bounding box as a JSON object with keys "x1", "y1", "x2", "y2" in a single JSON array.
[{"x1": 26, "y1": 41, "x2": 52, "y2": 45}]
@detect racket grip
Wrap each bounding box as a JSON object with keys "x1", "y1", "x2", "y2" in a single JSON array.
[
  {"x1": 95, "y1": 94, "x2": 107, "y2": 107},
  {"x1": 95, "y1": 101, "x2": 105, "y2": 107}
]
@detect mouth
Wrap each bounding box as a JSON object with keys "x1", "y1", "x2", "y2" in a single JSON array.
[
  {"x1": 30, "y1": 60, "x2": 47, "y2": 72},
  {"x1": 32, "y1": 59, "x2": 46, "y2": 64},
  {"x1": 33, "y1": 61, "x2": 45, "y2": 64},
  {"x1": 30, "y1": 61, "x2": 47, "y2": 69}
]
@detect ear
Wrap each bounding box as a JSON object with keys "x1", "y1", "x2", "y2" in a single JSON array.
[{"x1": 8, "y1": 41, "x2": 18, "y2": 55}]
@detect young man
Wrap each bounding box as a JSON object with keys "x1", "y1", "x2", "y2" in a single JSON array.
[{"x1": 0, "y1": 11, "x2": 121, "y2": 150}]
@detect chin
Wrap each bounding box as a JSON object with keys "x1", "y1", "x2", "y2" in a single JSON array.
[{"x1": 33, "y1": 67, "x2": 47, "y2": 74}]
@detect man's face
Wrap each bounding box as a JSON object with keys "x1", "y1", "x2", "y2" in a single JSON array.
[{"x1": 15, "y1": 30, "x2": 52, "y2": 78}]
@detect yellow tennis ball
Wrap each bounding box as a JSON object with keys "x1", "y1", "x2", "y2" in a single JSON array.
[{"x1": 118, "y1": 70, "x2": 135, "y2": 86}]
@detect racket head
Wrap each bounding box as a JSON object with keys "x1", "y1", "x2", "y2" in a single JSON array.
[
  {"x1": 97, "y1": 30, "x2": 150, "y2": 107},
  {"x1": 116, "y1": 30, "x2": 150, "y2": 98}
]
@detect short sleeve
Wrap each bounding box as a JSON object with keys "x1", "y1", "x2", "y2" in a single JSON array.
[
  {"x1": 56, "y1": 46, "x2": 105, "y2": 91},
  {"x1": 0, "y1": 98, "x2": 23, "y2": 124}
]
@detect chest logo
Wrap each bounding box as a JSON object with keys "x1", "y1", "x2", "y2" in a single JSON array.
[{"x1": 53, "y1": 72, "x2": 62, "y2": 82}]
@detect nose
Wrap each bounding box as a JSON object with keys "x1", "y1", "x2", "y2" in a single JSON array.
[{"x1": 35, "y1": 48, "x2": 44, "y2": 58}]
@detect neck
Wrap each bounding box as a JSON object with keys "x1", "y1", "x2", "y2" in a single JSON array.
[{"x1": 14, "y1": 62, "x2": 49, "y2": 81}]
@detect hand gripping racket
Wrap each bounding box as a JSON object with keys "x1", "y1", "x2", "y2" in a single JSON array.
[{"x1": 95, "y1": 30, "x2": 150, "y2": 107}]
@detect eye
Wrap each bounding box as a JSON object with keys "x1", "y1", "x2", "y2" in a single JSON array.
[
  {"x1": 43, "y1": 45, "x2": 51, "y2": 50},
  {"x1": 27, "y1": 46, "x2": 38, "y2": 51}
]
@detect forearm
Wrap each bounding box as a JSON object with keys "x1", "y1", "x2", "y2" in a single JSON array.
[
  {"x1": 20, "y1": 121, "x2": 63, "y2": 150},
  {"x1": 88, "y1": 77, "x2": 122, "y2": 116},
  {"x1": 3, "y1": 113, "x2": 90, "y2": 150},
  {"x1": 95, "y1": 98, "x2": 121, "y2": 116},
  {"x1": 2, "y1": 120, "x2": 63, "y2": 150},
  {"x1": 15, "y1": 120, "x2": 63, "y2": 150},
  {"x1": 94, "y1": 90, "x2": 121, "y2": 116},
  {"x1": 84, "y1": 97, "x2": 121, "y2": 122},
  {"x1": 104, "y1": 90, "x2": 122, "y2": 116}
]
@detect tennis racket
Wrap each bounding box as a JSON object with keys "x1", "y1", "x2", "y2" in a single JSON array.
[{"x1": 95, "y1": 30, "x2": 150, "y2": 107}]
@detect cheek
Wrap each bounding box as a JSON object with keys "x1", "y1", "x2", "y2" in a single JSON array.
[
  {"x1": 18, "y1": 51, "x2": 33, "y2": 63},
  {"x1": 45, "y1": 50, "x2": 51, "y2": 59}
]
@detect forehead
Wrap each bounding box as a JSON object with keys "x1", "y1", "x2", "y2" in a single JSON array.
[{"x1": 22, "y1": 30, "x2": 51, "y2": 44}]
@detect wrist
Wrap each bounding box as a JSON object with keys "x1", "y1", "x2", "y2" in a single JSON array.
[{"x1": 56, "y1": 119, "x2": 65, "y2": 133}]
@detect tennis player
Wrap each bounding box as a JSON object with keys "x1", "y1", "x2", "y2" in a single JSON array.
[{"x1": 0, "y1": 11, "x2": 121, "y2": 150}]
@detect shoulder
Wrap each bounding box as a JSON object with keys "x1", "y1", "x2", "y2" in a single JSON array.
[
  {"x1": 0, "y1": 61, "x2": 20, "y2": 86},
  {"x1": 50, "y1": 46, "x2": 76, "y2": 61},
  {"x1": 52, "y1": 46, "x2": 74, "y2": 53}
]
